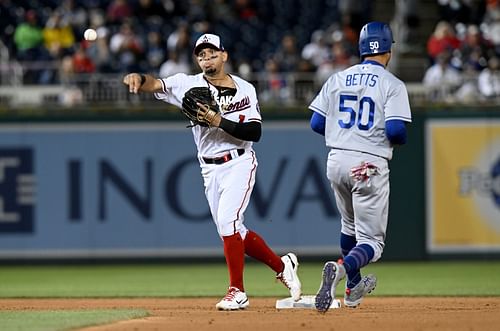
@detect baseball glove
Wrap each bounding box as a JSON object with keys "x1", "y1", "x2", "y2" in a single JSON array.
[{"x1": 181, "y1": 87, "x2": 220, "y2": 127}]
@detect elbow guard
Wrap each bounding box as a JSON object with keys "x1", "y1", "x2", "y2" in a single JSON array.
[
  {"x1": 386, "y1": 119, "x2": 407, "y2": 145},
  {"x1": 310, "y1": 111, "x2": 326, "y2": 136}
]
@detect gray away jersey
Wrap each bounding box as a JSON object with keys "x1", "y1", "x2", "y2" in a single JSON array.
[{"x1": 309, "y1": 61, "x2": 412, "y2": 160}]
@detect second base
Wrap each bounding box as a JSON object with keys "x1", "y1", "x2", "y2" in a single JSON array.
[{"x1": 275, "y1": 295, "x2": 341, "y2": 309}]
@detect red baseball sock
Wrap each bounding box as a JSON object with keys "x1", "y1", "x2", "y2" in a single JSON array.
[
  {"x1": 244, "y1": 230, "x2": 284, "y2": 273},
  {"x1": 223, "y1": 233, "x2": 245, "y2": 291}
]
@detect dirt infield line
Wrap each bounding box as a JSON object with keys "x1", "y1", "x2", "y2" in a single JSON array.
[{"x1": 1, "y1": 297, "x2": 499, "y2": 331}]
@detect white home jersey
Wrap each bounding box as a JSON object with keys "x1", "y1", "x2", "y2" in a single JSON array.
[
  {"x1": 309, "y1": 61, "x2": 412, "y2": 160},
  {"x1": 154, "y1": 73, "x2": 262, "y2": 158}
]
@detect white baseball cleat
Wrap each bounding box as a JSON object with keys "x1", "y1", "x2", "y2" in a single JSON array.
[
  {"x1": 215, "y1": 286, "x2": 250, "y2": 310},
  {"x1": 276, "y1": 253, "x2": 302, "y2": 301}
]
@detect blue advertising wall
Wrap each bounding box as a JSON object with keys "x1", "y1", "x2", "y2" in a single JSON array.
[{"x1": 0, "y1": 122, "x2": 340, "y2": 259}]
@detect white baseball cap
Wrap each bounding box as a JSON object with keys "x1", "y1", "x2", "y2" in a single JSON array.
[{"x1": 194, "y1": 33, "x2": 225, "y2": 55}]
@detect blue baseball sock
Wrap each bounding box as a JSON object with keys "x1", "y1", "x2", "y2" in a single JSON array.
[
  {"x1": 340, "y1": 232, "x2": 357, "y2": 257},
  {"x1": 343, "y1": 244, "x2": 375, "y2": 289},
  {"x1": 340, "y1": 233, "x2": 360, "y2": 287}
]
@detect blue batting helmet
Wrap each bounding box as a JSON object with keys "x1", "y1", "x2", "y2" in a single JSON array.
[{"x1": 358, "y1": 22, "x2": 394, "y2": 57}]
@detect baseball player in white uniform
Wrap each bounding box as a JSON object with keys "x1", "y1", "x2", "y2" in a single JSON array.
[
  {"x1": 123, "y1": 33, "x2": 301, "y2": 310},
  {"x1": 309, "y1": 22, "x2": 412, "y2": 312}
]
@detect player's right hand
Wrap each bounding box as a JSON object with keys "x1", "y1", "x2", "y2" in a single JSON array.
[{"x1": 123, "y1": 73, "x2": 142, "y2": 94}]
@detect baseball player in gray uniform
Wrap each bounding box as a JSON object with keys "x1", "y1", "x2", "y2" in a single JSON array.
[
  {"x1": 123, "y1": 33, "x2": 301, "y2": 310},
  {"x1": 308, "y1": 22, "x2": 412, "y2": 312}
]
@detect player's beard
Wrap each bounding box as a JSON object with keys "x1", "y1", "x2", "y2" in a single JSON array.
[{"x1": 204, "y1": 67, "x2": 217, "y2": 75}]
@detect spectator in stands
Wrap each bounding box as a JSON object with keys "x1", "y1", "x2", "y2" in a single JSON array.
[
  {"x1": 106, "y1": 0, "x2": 132, "y2": 25},
  {"x1": 315, "y1": 31, "x2": 356, "y2": 85},
  {"x1": 60, "y1": 54, "x2": 75, "y2": 84},
  {"x1": 301, "y1": 30, "x2": 330, "y2": 69},
  {"x1": 58, "y1": 54, "x2": 84, "y2": 106},
  {"x1": 273, "y1": 34, "x2": 300, "y2": 72},
  {"x1": 454, "y1": 62, "x2": 480, "y2": 103},
  {"x1": 72, "y1": 43, "x2": 95, "y2": 74},
  {"x1": 59, "y1": 51, "x2": 90, "y2": 100},
  {"x1": 331, "y1": 37, "x2": 354, "y2": 68},
  {"x1": 234, "y1": 0, "x2": 257, "y2": 20},
  {"x1": 58, "y1": 0, "x2": 88, "y2": 38},
  {"x1": 236, "y1": 59, "x2": 252, "y2": 80},
  {"x1": 191, "y1": 20, "x2": 213, "y2": 44},
  {"x1": 211, "y1": 0, "x2": 235, "y2": 23},
  {"x1": 167, "y1": 23, "x2": 192, "y2": 68},
  {"x1": 109, "y1": 21, "x2": 145, "y2": 72},
  {"x1": 43, "y1": 10, "x2": 76, "y2": 58},
  {"x1": 427, "y1": 21, "x2": 461, "y2": 63},
  {"x1": 458, "y1": 24, "x2": 492, "y2": 71},
  {"x1": 14, "y1": 10, "x2": 54, "y2": 84},
  {"x1": 260, "y1": 57, "x2": 289, "y2": 104},
  {"x1": 478, "y1": 56, "x2": 500, "y2": 98},
  {"x1": 423, "y1": 51, "x2": 463, "y2": 101},
  {"x1": 13, "y1": 10, "x2": 44, "y2": 61},
  {"x1": 482, "y1": 3, "x2": 500, "y2": 55},
  {"x1": 297, "y1": 58, "x2": 315, "y2": 73},
  {"x1": 159, "y1": 50, "x2": 191, "y2": 77},
  {"x1": 144, "y1": 30, "x2": 166, "y2": 71},
  {"x1": 338, "y1": 13, "x2": 360, "y2": 48},
  {"x1": 87, "y1": 10, "x2": 113, "y2": 72}
]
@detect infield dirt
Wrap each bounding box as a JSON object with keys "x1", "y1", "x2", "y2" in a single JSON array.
[{"x1": 1, "y1": 297, "x2": 499, "y2": 331}]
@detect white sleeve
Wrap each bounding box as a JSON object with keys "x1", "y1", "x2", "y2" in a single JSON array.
[
  {"x1": 384, "y1": 80, "x2": 412, "y2": 122},
  {"x1": 309, "y1": 76, "x2": 334, "y2": 116},
  {"x1": 153, "y1": 73, "x2": 188, "y2": 108}
]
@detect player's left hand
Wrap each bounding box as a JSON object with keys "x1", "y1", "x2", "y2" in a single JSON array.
[
  {"x1": 197, "y1": 103, "x2": 221, "y2": 127},
  {"x1": 181, "y1": 87, "x2": 221, "y2": 127}
]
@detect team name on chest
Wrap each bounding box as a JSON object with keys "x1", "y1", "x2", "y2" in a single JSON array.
[{"x1": 216, "y1": 95, "x2": 250, "y2": 113}]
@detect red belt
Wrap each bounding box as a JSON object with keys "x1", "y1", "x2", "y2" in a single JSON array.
[{"x1": 202, "y1": 149, "x2": 245, "y2": 165}]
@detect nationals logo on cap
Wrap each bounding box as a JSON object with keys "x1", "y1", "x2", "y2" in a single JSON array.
[{"x1": 194, "y1": 34, "x2": 225, "y2": 55}]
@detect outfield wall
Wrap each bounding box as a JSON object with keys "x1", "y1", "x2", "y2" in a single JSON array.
[
  {"x1": 387, "y1": 109, "x2": 500, "y2": 260},
  {"x1": 0, "y1": 122, "x2": 342, "y2": 260},
  {"x1": 0, "y1": 108, "x2": 498, "y2": 261}
]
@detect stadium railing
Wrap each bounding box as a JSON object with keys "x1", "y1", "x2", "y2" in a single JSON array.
[{"x1": 0, "y1": 61, "x2": 497, "y2": 110}]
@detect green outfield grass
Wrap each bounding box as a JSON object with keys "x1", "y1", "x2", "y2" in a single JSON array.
[
  {"x1": 0, "y1": 310, "x2": 148, "y2": 331},
  {"x1": 1, "y1": 261, "x2": 499, "y2": 331},
  {"x1": 0, "y1": 260, "x2": 499, "y2": 298}
]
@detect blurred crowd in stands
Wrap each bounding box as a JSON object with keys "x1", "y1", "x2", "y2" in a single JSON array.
[
  {"x1": 423, "y1": 0, "x2": 500, "y2": 102},
  {"x1": 2, "y1": 0, "x2": 500, "y2": 105},
  {"x1": 1, "y1": 0, "x2": 371, "y2": 90}
]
